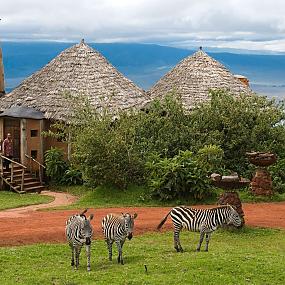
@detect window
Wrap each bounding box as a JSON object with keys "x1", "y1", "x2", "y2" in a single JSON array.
[
  {"x1": 31, "y1": 130, "x2": 39, "y2": 137},
  {"x1": 31, "y1": 150, "x2": 38, "y2": 159}
]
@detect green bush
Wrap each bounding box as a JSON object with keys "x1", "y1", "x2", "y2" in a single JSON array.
[
  {"x1": 45, "y1": 148, "x2": 83, "y2": 186},
  {"x1": 44, "y1": 148, "x2": 68, "y2": 184},
  {"x1": 69, "y1": 94, "x2": 193, "y2": 189},
  {"x1": 145, "y1": 150, "x2": 212, "y2": 201},
  {"x1": 61, "y1": 168, "x2": 83, "y2": 186},
  {"x1": 197, "y1": 145, "x2": 224, "y2": 174},
  {"x1": 269, "y1": 158, "x2": 285, "y2": 193},
  {"x1": 52, "y1": 90, "x2": 285, "y2": 196},
  {"x1": 189, "y1": 90, "x2": 285, "y2": 174}
]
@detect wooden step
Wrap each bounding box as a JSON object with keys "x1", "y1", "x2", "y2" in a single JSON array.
[
  {"x1": 13, "y1": 177, "x2": 37, "y2": 183},
  {"x1": 12, "y1": 185, "x2": 26, "y2": 194},
  {"x1": 24, "y1": 185, "x2": 45, "y2": 193},
  {"x1": 13, "y1": 173, "x2": 32, "y2": 178},
  {"x1": 24, "y1": 181, "x2": 42, "y2": 187}
]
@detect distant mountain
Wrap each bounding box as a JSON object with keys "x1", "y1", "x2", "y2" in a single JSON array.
[{"x1": 2, "y1": 42, "x2": 285, "y2": 99}]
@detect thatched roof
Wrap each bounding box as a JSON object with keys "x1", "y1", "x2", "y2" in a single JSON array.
[
  {"x1": 0, "y1": 40, "x2": 149, "y2": 120},
  {"x1": 148, "y1": 49, "x2": 253, "y2": 110}
]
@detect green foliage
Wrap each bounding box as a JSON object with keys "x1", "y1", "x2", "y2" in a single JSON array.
[
  {"x1": 44, "y1": 148, "x2": 82, "y2": 186},
  {"x1": 269, "y1": 158, "x2": 285, "y2": 193},
  {"x1": 52, "y1": 90, "x2": 285, "y2": 197},
  {"x1": 197, "y1": 144, "x2": 224, "y2": 174},
  {"x1": 69, "y1": 93, "x2": 193, "y2": 189},
  {"x1": 189, "y1": 90, "x2": 285, "y2": 174},
  {"x1": 44, "y1": 148, "x2": 68, "y2": 184},
  {"x1": 145, "y1": 150, "x2": 212, "y2": 201},
  {"x1": 61, "y1": 168, "x2": 83, "y2": 186}
]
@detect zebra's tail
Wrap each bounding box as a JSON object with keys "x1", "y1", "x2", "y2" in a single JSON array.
[{"x1": 157, "y1": 210, "x2": 172, "y2": 230}]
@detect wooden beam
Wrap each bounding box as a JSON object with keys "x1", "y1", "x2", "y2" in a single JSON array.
[
  {"x1": 39, "y1": 119, "x2": 44, "y2": 165},
  {"x1": 20, "y1": 119, "x2": 27, "y2": 165}
]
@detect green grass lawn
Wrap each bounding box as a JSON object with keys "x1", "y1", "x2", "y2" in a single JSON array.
[
  {"x1": 50, "y1": 184, "x2": 285, "y2": 210},
  {"x1": 0, "y1": 191, "x2": 54, "y2": 210},
  {"x1": 0, "y1": 228, "x2": 284, "y2": 285}
]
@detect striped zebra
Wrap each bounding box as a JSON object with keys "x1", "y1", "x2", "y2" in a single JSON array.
[
  {"x1": 157, "y1": 205, "x2": 241, "y2": 252},
  {"x1": 102, "y1": 213, "x2": 138, "y2": 265},
  {"x1": 65, "y1": 209, "x2": 94, "y2": 271}
]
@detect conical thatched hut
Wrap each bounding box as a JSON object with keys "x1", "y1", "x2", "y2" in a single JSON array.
[
  {"x1": 0, "y1": 40, "x2": 148, "y2": 166},
  {"x1": 148, "y1": 48, "x2": 252, "y2": 109},
  {"x1": 0, "y1": 40, "x2": 148, "y2": 120}
]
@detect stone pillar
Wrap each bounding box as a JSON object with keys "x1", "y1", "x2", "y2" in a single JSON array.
[
  {"x1": 218, "y1": 191, "x2": 245, "y2": 227},
  {"x1": 250, "y1": 168, "x2": 273, "y2": 196}
]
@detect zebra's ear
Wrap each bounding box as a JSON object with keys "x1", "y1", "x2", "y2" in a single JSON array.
[
  {"x1": 88, "y1": 214, "x2": 94, "y2": 221},
  {"x1": 133, "y1": 213, "x2": 138, "y2": 219},
  {"x1": 80, "y1": 208, "x2": 88, "y2": 216}
]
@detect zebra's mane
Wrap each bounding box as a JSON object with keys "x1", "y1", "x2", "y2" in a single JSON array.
[{"x1": 182, "y1": 204, "x2": 234, "y2": 211}]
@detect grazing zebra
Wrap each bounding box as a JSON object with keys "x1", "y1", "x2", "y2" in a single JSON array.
[
  {"x1": 157, "y1": 205, "x2": 241, "y2": 252},
  {"x1": 65, "y1": 209, "x2": 94, "y2": 271},
  {"x1": 102, "y1": 213, "x2": 138, "y2": 265}
]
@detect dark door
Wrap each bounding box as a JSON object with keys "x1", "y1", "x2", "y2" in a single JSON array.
[{"x1": 3, "y1": 118, "x2": 21, "y2": 161}]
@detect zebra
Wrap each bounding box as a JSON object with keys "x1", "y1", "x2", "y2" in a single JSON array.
[
  {"x1": 65, "y1": 209, "x2": 94, "y2": 271},
  {"x1": 157, "y1": 205, "x2": 242, "y2": 252},
  {"x1": 102, "y1": 213, "x2": 138, "y2": 265}
]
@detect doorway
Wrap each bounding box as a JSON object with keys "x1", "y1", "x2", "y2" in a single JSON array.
[{"x1": 3, "y1": 118, "x2": 21, "y2": 161}]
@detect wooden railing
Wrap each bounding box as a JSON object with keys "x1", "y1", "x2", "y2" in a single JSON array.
[
  {"x1": 25, "y1": 154, "x2": 46, "y2": 184},
  {"x1": 0, "y1": 154, "x2": 27, "y2": 192}
]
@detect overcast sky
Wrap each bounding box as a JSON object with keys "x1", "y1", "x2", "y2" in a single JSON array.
[{"x1": 1, "y1": 0, "x2": 285, "y2": 53}]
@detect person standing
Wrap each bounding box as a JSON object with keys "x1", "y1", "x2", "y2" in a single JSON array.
[{"x1": 2, "y1": 133, "x2": 13, "y2": 171}]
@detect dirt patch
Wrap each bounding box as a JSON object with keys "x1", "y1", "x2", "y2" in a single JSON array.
[{"x1": 0, "y1": 201, "x2": 284, "y2": 247}]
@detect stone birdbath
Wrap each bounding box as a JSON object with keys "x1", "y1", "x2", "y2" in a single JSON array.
[
  {"x1": 211, "y1": 173, "x2": 250, "y2": 227},
  {"x1": 246, "y1": 152, "x2": 277, "y2": 196}
]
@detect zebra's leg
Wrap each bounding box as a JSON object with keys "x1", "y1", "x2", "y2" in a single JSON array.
[
  {"x1": 106, "y1": 239, "x2": 113, "y2": 261},
  {"x1": 115, "y1": 239, "x2": 124, "y2": 265},
  {"x1": 86, "y1": 244, "x2": 91, "y2": 271},
  {"x1": 75, "y1": 246, "x2": 81, "y2": 270},
  {"x1": 196, "y1": 231, "x2": 205, "y2": 252},
  {"x1": 70, "y1": 244, "x2": 75, "y2": 266},
  {"x1": 205, "y1": 233, "x2": 211, "y2": 252},
  {"x1": 173, "y1": 224, "x2": 183, "y2": 252}
]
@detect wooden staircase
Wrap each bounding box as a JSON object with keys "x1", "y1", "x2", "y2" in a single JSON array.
[{"x1": 0, "y1": 155, "x2": 46, "y2": 194}]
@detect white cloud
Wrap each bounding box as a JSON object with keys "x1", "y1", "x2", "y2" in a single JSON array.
[{"x1": 1, "y1": 0, "x2": 285, "y2": 52}]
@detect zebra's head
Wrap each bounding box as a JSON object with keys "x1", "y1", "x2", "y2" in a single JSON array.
[
  {"x1": 226, "y1": 205, "x2": 242, "y2": 227},
  {"x1": 122, "y1": 213, "x2": 138, "y2": 240},
  {"x1": 81, "y1": 214, "x2": 94, "y2": 245}
]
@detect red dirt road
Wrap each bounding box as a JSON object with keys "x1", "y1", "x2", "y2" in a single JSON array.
[{"x1": 0, "y1": 197, "x2": 284, "y2": 247}]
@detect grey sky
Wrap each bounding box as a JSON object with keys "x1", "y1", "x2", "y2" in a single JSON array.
[{"x1": 1, "y1": 0, "x2": 285, "y2": 52}]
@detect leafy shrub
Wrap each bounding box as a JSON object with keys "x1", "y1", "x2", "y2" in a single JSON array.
[
  {"x1": 50, "y1": 91, "x2": 285, "y2": 195},
  {"x1": 61, "y1": 168, "x2": 83, "y2": 186},
  {"x1": 269, "y1": 158, "x2": 285, "y2": 193},
  {"x1": 189, "y1": 90, "x2": 285, "y2": 174},
  {"x1": 197, "y1": 145, "x2": 224, "y2": 174},
  {"x1": 44, "y1": 148, "x2": 68, "y2": 184},
  {"x1": 145, "y1": 150, "x2": 212, "y2": 201},
  {"x1": 68, "y1": 94, "x2": 192, "y2": 189}
]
